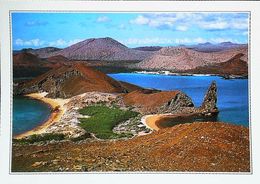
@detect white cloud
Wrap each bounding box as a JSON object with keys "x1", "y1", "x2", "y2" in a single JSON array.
[
  {"x1": 15, "y1": 38, "x2": 45, "y2": 47},
  {"x1": 130, "y1": 13, "x2": 248, "y2": 31},
  {"x1": 130, "y1": 15, "x2": 149, "y2": 25},
  {"x1": 193, "y1": 37, "x2": 207, "y2": 43},
  {"x1": 242, "y1": 31, "x2": 248, "y2": 36},
  {"x1": 130, "y1": 14, "x2": 178, "y2": 29},
  {"x1": 118, "y1": 24, "x2": 126, "y2": 30},
  {"x1": 15, "y1": 38, "x2": 84, "y2": 48},
  {"x1": 176, "y1": 25, "x2": 188, "y2": 31},
  {"x1": 122, "y1": 37, "x2": 239, "y2": 46},
  {"x1": 48, "y1": 39, "x2": 84, "y2": 47},
  {"x1": 25, "y1": 20, "x2": 48, "y2": 26},
  {"x1": 199, "y1": 21, "x2": 229, "y2": 30},
  {"x1": 96, "y1": 16, "x2": 110, "y2": 23}
]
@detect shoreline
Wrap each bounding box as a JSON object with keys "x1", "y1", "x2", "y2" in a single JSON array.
[
  {"x1": 143, "y1": 113, "x2": 212, "y2": 131},
  {"x1": 142, "y1": 114, "x2": 175, "y2": 131},
  {"x1": 14, "y1": 93, "x2": 69, "y2": 139},
  {"x1": 133, "y1": 70, "x2": 248, "y2": 79}
]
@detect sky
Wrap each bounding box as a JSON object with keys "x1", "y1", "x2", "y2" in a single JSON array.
[{"x1": 12, "y1": 12, "x2": 249, "y2": 50}]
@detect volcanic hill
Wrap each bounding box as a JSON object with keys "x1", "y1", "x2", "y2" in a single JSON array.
[
  {"x1": 135, "y1": 46, "x2": 248, "y2": 73},
  {"x1": 47, "y1": 37, "x2": 154, "y2": 61},
  {"x1": 13, "y1": 52, "x2": 69, "y2": 78},
  {"x1": 187, "y1": 42, "x2": 247, "y2": 53},
  {"x1": 14, "y1": 63, "x2": 142, "y2": 98},
  {"x1": 185, "y1": 53, "x2": 248, "y2": 76},
  {"x1": 14, "y1": 47, "x2": 61, "y2": 58}
]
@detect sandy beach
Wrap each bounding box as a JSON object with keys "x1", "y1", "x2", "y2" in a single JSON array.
[
  {"x1": 143, "y1": 113, "x2": 200, "y2": 131},
  {"x1": 142, "y1": 114, "x2": 173, "y2": 131},
  {"x1": 14, "y1": 92, "x2": 69, "y2": 139}
]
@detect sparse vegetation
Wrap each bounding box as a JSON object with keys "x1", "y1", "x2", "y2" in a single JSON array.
[
  {"x1": 78, "y1": 105, "x2": 138, "y2": 139},
  {"x1": 13, "y1": 133, "x2": 65, "y2": 144},
  {"x1": 70, "y1": 132, "x2": 92, "y2": 142}
]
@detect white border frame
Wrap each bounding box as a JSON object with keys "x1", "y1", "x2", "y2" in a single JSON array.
[{"x1": 1, "y1": 1, "x2": 260, "y2": 184}]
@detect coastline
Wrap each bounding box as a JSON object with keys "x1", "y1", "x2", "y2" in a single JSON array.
[
  {"x1": 14, "y1": 92, "x2": 69, "y2": 139},
  {"x1": 133, "y1": 70, "x2": 248, "y2": 79},
  {"x1": 143, "y1": 113, "x2": 209, "y2": 131},
  {"x1": 142, "y1": 114, "x2": 175, "y2": 131}
]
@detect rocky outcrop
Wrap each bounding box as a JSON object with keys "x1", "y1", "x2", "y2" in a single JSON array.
[
  {"x1": 121, "y1": 89, "x2": 182, "y2": 113},
  {"x1": 159, "y1": 92, "x2": 194, "y2": 113},
  {"x1": 121, "y1": 81, "x2": 218, "y2": 116},
  {"x1": 200, "y1": 81, "x2": 218, "y2": 114}
]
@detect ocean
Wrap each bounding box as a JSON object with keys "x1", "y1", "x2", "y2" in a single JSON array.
[
  {"x1": 13, "y1": 96, "x2": 51, "y2": 135},
  {"x1": 13, "y1": 73, "x2": 249, "y2": 135},
  {"x1": 109, "y1": 73, "x2": 249, "y2": 127}
]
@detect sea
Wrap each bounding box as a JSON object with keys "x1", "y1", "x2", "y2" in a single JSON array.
[
  {"x1": 13, "y1": 73, "x2": 249, "y2": 135},
  {"x1": 13, "y1": 96, "x2": 51, "y2": 135},
  {"x1": 109, "y1": 73, "x2": 249, "y2": 127}
]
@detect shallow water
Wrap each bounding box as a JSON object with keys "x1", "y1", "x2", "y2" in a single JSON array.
[
  {"x1": 13, "y1": 96, "x2": 51, "y2": 135},
  {"x1": 109, "y1": 73, "x2": 249, "y2": 127}
]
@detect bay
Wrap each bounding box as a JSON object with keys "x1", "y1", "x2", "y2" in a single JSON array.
[{"x1": 109, "y1": 73, "x2": 249, "y2": 126}]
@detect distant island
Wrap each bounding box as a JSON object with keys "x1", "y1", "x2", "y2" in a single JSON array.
[
  {"x1": 12, "y1": 37, "x2": 250, "y2": 172},
  {"x1": 13, "y1": 37, "x2": 248, "y2": 78}
]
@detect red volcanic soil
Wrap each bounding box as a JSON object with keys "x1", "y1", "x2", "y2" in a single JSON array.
[
  {"x1": 17, "y1": 63, "x2": 142, "y2": 98},
  {"x1": 13, "y1": 52, "x2": 68, "y2": 78},
  {"x1": 122, "y1": 89, "x2": 180, "y2": 112},
  {"x1": 12, "y1": 122, "x2": 250, "y2": 172},
  {"x1": 13, "y1": 52, "x2": 42, "y2": 66},
  {"x1": 45, "y1": 55, "x2": 70, "y2": 63},
  {"x1": 185, "y1": 53, "x2": 248, "y2": 76}
]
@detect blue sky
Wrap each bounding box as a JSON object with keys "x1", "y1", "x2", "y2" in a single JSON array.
[{"x1": 12, "y1": 12, "x2": 249, "y2": 50}]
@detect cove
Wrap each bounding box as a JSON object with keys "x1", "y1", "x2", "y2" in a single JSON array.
[
  {"x1": 13, "y1": 96, "x2": 52, "y2": 136},
  {"x1": 109, "y1": 73, "x2": 249, "y2": 127}
]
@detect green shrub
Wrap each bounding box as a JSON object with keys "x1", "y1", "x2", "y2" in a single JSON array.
[
  {"x1": 78, "y1": 105, "x2": 138, "y2": 139},
  {"x1": 13, "y1": 133, "x2": 65, "y2": 144}
]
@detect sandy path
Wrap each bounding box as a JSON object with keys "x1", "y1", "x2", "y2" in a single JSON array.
[{"x1": 14, "y1": 92, "x2": 69, "y2": 139}]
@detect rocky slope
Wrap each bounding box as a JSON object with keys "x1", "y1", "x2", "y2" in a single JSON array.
[
  {"x1": 14, "y1": 63, "x2": 142, "y2": 98},
  {"x1": 121, "y1": 89, "x2": 192, "y2": 113},
  {"x1": 14, "y1": 47, "x2": 61, "y2": 58},
  {"x1": 184, "y1": 53, "x2": 248, "y2": 76},
  {"x1": 12, "y1": 122, "x2": 250, "y2": 172},
  {"x1": 13, "y1": 52, "x2": 68, "y2": 78},
  {"x1": 134, "y1": 46, "x2": 248, "y2": 73},
  {"x1": 121, "y1": 81, "x2": 218, "y2": 116},
  {"x1": 48, "y1": 37, "x2": 154, "y2": 61}
]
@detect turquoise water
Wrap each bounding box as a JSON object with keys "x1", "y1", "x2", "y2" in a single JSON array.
[
  {"x1": 109, "y1": 73, "x2": 249, "y2": 127},
  {"x1": 12, "y1": 73, "x2": 249, "y2": 135},
  {"x1": 13, "y1": 96, "x2": 51, "y2": 135}
]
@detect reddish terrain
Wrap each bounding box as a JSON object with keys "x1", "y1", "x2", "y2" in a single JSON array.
[
  {"x1": 12, "y1": 122, "x2": 250, "y2": 172},
  {"x1": 15, "y1": 63, "x2": 142, "y2": 98},
  {"x1": 122, "y1": 89, "x2": 181, "y2": 112},
  {"x1": 185, "y1": 53, "x2": 248, "y2": 76},
  {"x1": 136, "y1": 46, "x2": 248, "y2": 73},
  {"x1": 13, "y1": 52, "x2": 68, "y2": 78}
]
